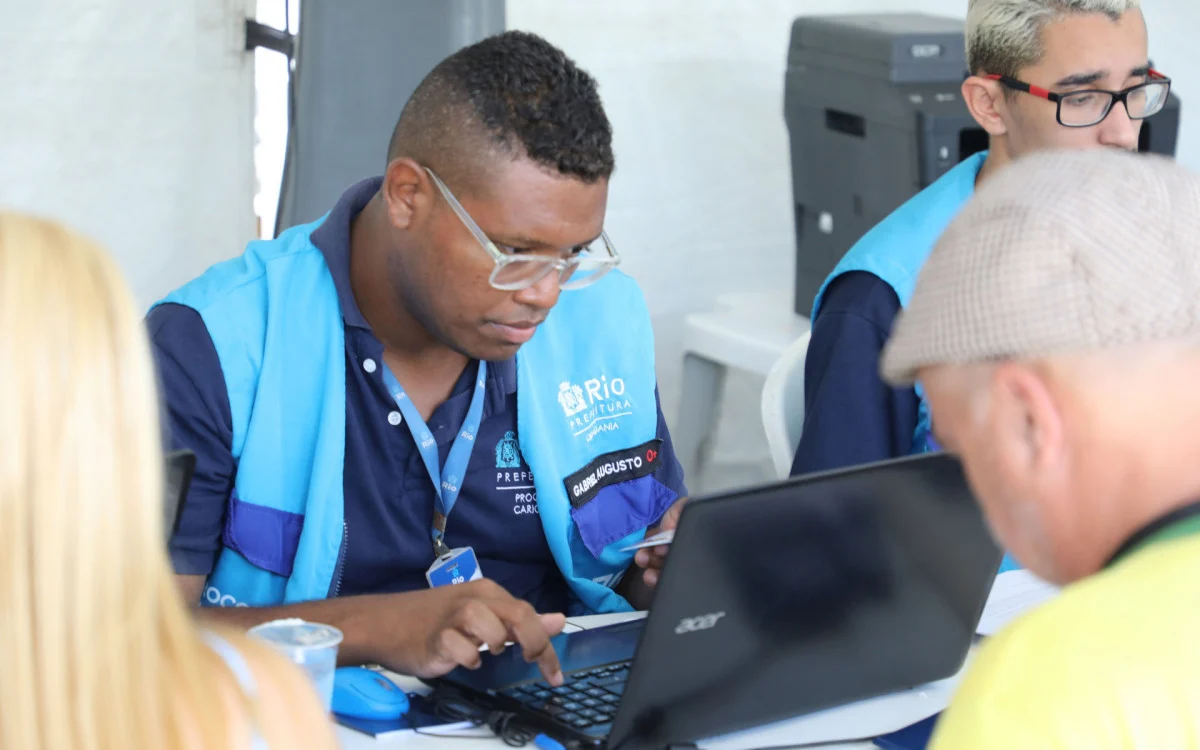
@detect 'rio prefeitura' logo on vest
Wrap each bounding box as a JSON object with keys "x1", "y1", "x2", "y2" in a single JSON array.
[{"x1": 557, "y1": 375, "x2": 633, "y2": 442}]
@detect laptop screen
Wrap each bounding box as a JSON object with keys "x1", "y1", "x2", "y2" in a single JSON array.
[{"x1": 614, "y1": 453, "x2": 1002, "y2": 750}]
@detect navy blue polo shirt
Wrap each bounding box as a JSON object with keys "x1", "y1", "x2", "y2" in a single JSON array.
[
  {"x1": 790, "y1": 271, "x2": 919, "y2": 477},
  {"x1": 149, "y1": 177, "x2": 687, "y2": 614}
]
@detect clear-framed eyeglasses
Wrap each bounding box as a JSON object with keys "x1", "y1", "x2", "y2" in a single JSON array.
[{"x1": 424, "y1": 167, "x2": 620, "y2": 292}]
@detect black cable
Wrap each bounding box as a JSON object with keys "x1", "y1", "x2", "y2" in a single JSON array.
[
  {"x1": 736, "y1": 735, "x2": 886, "y2": 750},
  {"x1": 422, "y1": 690, "x2": 539, "y2": 747},
  {"x1": 273, "y1": 0, "x2": 298, "y2": 238},
  {"x1": 413, "y1": 730, "x2": 883, "y2": 750},
  {"x1": 420, "y1": 690, "x2": 884, "y2": 750},
  {"x1": 413, "y1": 728, "x2": 496, "y2": 740},
  {"x1": 486, "y1": 710, "x2": 537, "y2": 747}
]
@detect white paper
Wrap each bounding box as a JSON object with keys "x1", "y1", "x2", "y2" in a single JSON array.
[
  {"x1": 977, "y1": 569, "x2": 1059, "y2": 636},
  {"x1": 619, "y1": 529, "x2": 675, "y2": 552}
]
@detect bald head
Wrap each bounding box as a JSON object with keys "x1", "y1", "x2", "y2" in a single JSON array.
[
  {"x1": 387, "y1": 31, "x2": 614, "y2": 196},
  {"x1": 922, "y1": 340, "x2": 1200, "y2": 584}
]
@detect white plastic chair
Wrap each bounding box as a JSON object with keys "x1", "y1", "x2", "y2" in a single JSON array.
[
  {"x1": 675, "y1": 291, "x2": 811, "y2": 488},
  {"x1": 760, "y1": 330, "x2": 812, "y2": 479}
]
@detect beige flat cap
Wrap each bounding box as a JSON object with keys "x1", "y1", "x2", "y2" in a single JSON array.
[{"x1": 881, "y1": 148, "x2": 1200, "y2": 385}]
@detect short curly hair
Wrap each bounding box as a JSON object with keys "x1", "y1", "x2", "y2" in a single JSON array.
[{"x1": 387, "y1": 30, "x2": 614, "y2": 187}]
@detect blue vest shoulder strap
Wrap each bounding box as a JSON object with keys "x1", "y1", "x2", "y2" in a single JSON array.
[
  {"x1": 157, "y1": 216, "x2": 347, "y2": 606},
  {"x1": 516, "y1": 270, "x2": 663, "y2": 614},
  {"x1": 812, "y1": 151, "x2": 988, "y2": 319}
]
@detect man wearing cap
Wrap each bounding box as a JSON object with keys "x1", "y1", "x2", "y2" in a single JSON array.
[
  {"x1": 882, "y1": 148, "x2": 1200, "y2": 747},
  {"x1": 791, "y1": 0, "x2": 1170, "y2": 480}
]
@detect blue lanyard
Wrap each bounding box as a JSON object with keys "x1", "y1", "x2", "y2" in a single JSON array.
[{"x1": 381, "y1": 360, "x2": 488, "y2": 557}]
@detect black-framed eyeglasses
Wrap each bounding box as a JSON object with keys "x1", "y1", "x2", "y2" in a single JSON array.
[{"x1": 985, "y1": 69, "x2": 1171, "y2": 128}]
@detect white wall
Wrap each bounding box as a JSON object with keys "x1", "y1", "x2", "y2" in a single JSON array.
[
  {"x1": 3, "y1": 0, "x2": 1194, "y2": 490},
  {"x1": 0, "y1": 0, "x2": 256, "y2": 309},
  {"x1": 508, "y1": 0, "x2": 1199, "y2": 490}
]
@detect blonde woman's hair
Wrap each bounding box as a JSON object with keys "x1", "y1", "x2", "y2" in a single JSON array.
[
  {"x1": 0, "y1": 212, "x2": 231, "y2": 749},
  {"x1": 966, "y1": 0, "x2": 1142, "y2": 77}
]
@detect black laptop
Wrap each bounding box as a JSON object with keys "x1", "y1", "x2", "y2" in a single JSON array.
[{"x1": 428, "y1": 453, "x2": 1003, "y2": 750}]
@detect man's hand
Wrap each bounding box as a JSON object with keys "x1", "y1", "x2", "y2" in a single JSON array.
[
  {"x1": 379, "y1": 579, "x2": 566, "y2": 683},
  {"x1": 633, "y1": 496, "x2": 689, "y2": 588},
  {"x1": 185, "y1": 576, "x2": 566, "y2": 683}
]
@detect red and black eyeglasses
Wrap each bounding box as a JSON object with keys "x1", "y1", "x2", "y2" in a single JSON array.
[{"x1": 984, "y1": 69, "x2": 1171, "y2": 127}]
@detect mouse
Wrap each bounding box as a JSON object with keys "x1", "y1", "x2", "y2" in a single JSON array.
[{"x1": 331, "y1": 666, "x2": 410, "y2": 720}]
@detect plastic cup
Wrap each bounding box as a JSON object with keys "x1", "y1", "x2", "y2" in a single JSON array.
[{"x1": 248, "y1": 618, "x2": 343, "y2": 710}]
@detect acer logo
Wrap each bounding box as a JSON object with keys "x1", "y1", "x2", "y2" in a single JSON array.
[{"x1": 675, "y1": 612, "x2": 726, "y2": 635}]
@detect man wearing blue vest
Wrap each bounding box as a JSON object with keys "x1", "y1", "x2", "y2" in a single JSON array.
[
  {"x1": 791, "y1": 0, "x2": 1161, "y2": 476},
  {"x1": 149, "y1": 31, "x2": 687, "y2": 682}
]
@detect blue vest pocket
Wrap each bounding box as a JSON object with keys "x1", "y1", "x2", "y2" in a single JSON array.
[
  {"x1": 570, "y1": 475, "x2": 678, "y2": 559},
  {"x1": 222, "y1": 490, "x2": 306, "y2": 577}
]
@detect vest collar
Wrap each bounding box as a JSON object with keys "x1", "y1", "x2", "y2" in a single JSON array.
[{"x1": 309, "y1": 177, "x2": 382, "y2": 331}]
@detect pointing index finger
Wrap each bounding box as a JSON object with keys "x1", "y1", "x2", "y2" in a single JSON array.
[{"x1": 494, "y1": 599, "x2": 564, "y2": 685}]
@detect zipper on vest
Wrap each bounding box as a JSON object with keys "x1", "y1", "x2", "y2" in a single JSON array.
[{"x1": 330, "y1": 522, "x2": 348, "y2": 598}]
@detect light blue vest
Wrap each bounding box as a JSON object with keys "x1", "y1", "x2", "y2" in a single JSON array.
[
  {"x1": 157, "y1": 216, "x2": 672, "y2": 615},
  {"x1": 812, "y1": 151, "x2": 989, "y2": 453},
  {"x1": 808, "y1": 151, "x2": 1020, "y2": 574}
]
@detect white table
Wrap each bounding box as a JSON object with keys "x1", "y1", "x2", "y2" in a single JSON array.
[
  {"x1": 334, "y1": 612, "x2": 967, "y2": 750},
  {"x1": 674, "y1": 291, "x2": 810, "y2": 489}
]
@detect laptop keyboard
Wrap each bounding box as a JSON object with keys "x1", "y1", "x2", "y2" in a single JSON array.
[{"x1": 498, "y1": 661, "x2": 631, "y2": 733}]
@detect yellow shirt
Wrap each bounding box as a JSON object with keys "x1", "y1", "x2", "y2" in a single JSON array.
[{"x1": 930, "y1": 532, "x2": 1200, "y2": 749}]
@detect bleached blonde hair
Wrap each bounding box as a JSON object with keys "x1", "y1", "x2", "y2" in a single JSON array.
[
  {"x1": 0, "y1": 212, "x2": 230, "y2": 749},
  {"x1": 966, "y1": 0, "x2": 1142, "y2": 76}
]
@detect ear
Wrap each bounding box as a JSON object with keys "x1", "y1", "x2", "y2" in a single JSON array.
[
  {"x1": 961, "y1": 75, "x2": 1009, "y2": 137},
  {"x1": 381, "y1": 158, "x2": 431, "y2": 231},
  {"x1": 987, "y1": 363, "x2": 1065, "y2": 476}
]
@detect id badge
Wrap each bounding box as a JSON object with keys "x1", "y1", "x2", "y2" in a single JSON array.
[{"x1": 425, "y1": 546, "x2": 484, "y2": 588}]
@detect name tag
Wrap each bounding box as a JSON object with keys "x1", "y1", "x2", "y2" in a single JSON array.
[
  {"x1": 426, "y1": 547, "x2": 484, "y2": 588},
  {"x1": 563, "y1": 439, "x2": 663, "y2": 509}
]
